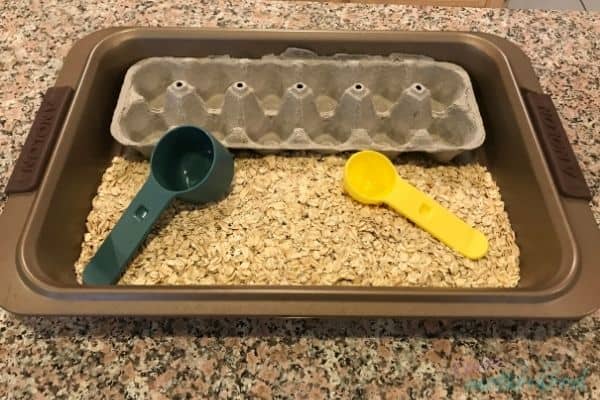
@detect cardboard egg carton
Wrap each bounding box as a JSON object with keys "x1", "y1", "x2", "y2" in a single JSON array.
[{"x1": 111, "y1": 49, "x2": 485, "y2": 161}]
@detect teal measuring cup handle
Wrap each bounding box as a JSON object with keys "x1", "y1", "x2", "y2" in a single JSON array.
[{"x1": 82, "y1": 178, "x2": 174, "y2": 285}]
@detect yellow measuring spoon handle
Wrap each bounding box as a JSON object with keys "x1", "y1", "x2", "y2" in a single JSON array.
[{"x1": 384, "y1": 177, "x2": 488, "y2": 260}]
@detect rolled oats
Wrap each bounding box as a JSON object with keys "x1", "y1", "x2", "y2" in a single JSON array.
[{"x1": 74, "y1": 153, "x2": 520, "y2": 287}]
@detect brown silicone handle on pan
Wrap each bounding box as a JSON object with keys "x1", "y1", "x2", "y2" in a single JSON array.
[
  {"x1": 522, "y1": 89, "x2": 592, "y2": 200},
  {"x1": 5, "y1": 86, "x2": 73, "y2": 194}
]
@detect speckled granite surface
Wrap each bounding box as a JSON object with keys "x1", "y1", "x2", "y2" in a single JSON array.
[{"x1": 1, "y1": 1, "x2": 599, "y2": 398}]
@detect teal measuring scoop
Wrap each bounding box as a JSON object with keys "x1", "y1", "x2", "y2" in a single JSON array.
[{"x1": 83, "y1": 126, "x2": 234, "y2": 285}]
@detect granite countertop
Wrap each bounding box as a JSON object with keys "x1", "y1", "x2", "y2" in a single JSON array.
[{"x1": 1, "y1": 1, "x2": 599, "y2": 398}]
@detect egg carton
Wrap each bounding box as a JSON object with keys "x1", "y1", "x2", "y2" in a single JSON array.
[{"x1": 111, "y1": 49, "x2": 485, "y2": 161}]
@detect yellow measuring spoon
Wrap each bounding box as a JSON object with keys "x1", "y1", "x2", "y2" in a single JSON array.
[{"x1": 343, "y1": 151, "x2": 488, "y2": 260}]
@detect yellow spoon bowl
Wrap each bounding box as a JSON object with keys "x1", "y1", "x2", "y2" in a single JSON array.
[{"x1": 344, "y1": 150, "x2": 488, "y2": 260}]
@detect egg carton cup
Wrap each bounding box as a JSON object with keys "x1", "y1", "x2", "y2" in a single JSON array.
[{"x1": 111, "y1": 49, "x2": 485, "y2": 161}]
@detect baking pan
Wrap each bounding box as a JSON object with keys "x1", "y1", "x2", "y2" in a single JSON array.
[{"x1": 1, "y1": 28, "x2": 598, "y2": 318}]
